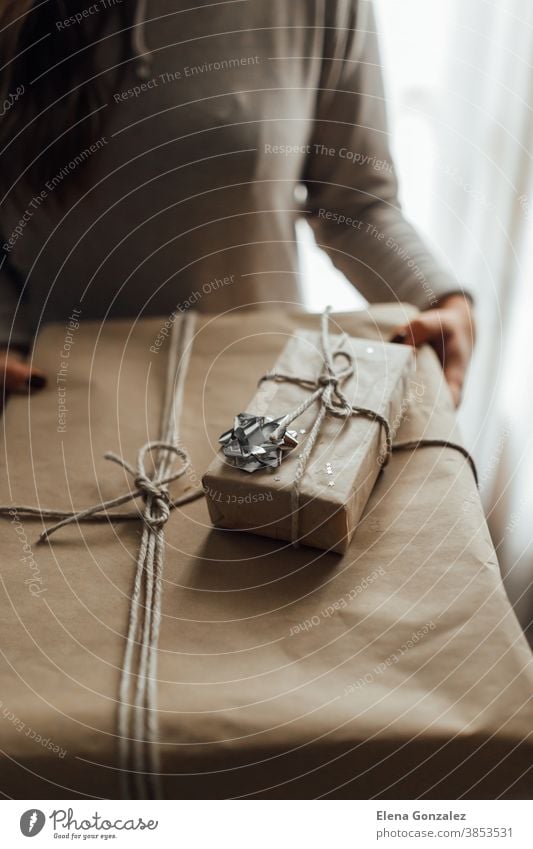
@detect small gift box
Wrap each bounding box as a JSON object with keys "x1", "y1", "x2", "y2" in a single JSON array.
[{"x1": 203, "y1": 312, "x2": 414, "y2": 553}]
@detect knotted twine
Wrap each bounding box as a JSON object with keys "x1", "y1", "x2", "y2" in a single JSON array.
[
  {"x1": 259, "y1": 307, "x2": 477, "y2": 546},
  {"x1": 0, "y1": 313, "x2": 204, "y2": 799}
]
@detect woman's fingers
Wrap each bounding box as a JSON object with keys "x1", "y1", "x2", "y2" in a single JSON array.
[
  {"x1": 390, "y1": 294, "x2": 475, "y2": 407},
  {"x1": 391, "y1": 310, "x2": 450, "y2": 347},
  {"x1": 441, "y1": 346, "x2": 466, "y2": 406},
  {"x1": 1, "y1": 354, "x2": 47, "y2": 393}
]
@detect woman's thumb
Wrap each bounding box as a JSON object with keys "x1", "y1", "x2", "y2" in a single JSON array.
[{"x1": 390, "y1": 312, "x2": 446, "y2": 347}]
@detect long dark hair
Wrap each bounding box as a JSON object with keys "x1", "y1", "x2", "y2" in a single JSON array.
[{"x1": 0, "y1": 0, "x2": 134, "y2": 197}]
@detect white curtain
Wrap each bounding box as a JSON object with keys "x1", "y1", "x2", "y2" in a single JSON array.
[{"x1": 302, "y1": 0, "x2": 533, "y2": 638}]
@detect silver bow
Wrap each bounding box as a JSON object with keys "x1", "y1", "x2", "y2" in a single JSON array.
[{"x1": 219, "y1": 413, "x2": 298, "y2": 473}]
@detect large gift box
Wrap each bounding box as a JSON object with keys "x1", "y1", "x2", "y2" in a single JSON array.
[{"x1": 0, "y1": 306, "x2": 532, "y2": 799}]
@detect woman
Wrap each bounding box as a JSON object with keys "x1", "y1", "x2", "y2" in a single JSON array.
[{"x1": 0, "y1": 0, "x2": 473, "y2": 403}]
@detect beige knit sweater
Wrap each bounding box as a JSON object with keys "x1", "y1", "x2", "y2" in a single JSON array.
[{"x1": 0, "y1": 0, "x2": 463, "y2": 349}]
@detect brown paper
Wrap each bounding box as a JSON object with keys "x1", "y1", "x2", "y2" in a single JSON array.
[
  {"x1": 203, "y1": 330, "x2": 414, "y2": 553},
  {"x1": 0, "y1": 306, "x2": 532, "y2": 800}
]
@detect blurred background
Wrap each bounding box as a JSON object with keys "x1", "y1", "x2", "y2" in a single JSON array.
[{"x1": 299, "y1": 0, "x2": 533, "y2": 642}]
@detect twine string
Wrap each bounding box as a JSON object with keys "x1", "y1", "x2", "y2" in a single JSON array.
[{"x1": 0, "y1": 313, "x2": 201, "y2": 799}]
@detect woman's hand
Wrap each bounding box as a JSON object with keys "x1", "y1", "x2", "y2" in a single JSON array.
[
  {"x1": 390, "y1": 293, "x2": 475, "y2": 407},
  {"x1": 0, "y1": 348, "x2": 47, "y2": 394}
]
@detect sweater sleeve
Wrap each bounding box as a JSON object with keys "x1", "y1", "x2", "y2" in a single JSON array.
[
  {"x1": 0, "y1": 252, "x2": 31, "y2": 351},
  {"x1": 303, "y1": 0, "x2": 470, "y2": 309}
]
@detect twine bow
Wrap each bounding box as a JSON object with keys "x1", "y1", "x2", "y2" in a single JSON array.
[{"x1": 23, "y1": 440, "x2": 194, "y2": 543}]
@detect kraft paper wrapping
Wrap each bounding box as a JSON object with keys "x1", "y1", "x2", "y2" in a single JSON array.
[
  {"x1": 203, "y1": 331, "x2": 414, "y2": 553},
  {"x1": 0, "y1": 306, "x2": 532, "y2": 800}
]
